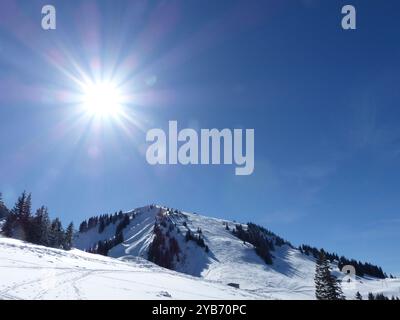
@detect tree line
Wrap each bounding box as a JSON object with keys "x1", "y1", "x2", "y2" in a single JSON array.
[
  {"x1": 184, "y1": 227, "x2": 209, "y2": 253},
  {"x1": 314, "y1": 252, "x2": 399, "y2": 300},
  {"x1": 147, "y1": 208, "x2": 212, "y2": 270},
  {"x1": 82, "y1": 212, "x2": 132, "y2": 256},
  {"x1": 1, "y1": 191, "x2": 74, "y2": 250},
  {"x1": 365, "y1": 292, "x2": 399, "y2": 301},
  {"x1": 300, "y1": 244, "x2": 388, "y2": 279},
  {"x1": 148, "y1": 218, "x2": 181, "y2": 270},
  {"x1": 87, "y1": 232, "x2": 124, "y2": 256},
  {"x1": 78, "y1": 210, "x2": 125, "y2": 233},
  {"x1": 232, "y1": 223, "x2": 277, "y2": 265}
]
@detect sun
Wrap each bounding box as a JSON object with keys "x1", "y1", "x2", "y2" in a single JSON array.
[{"x1": 81, "y1": 81, "x2": 123, "y2": 118}]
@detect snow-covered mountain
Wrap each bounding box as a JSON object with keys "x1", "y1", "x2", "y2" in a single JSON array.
[
  {"x1": 73, "y1": 205, "x2": 400, "y2": 300},
  {"x1": 0, "y1": 204, "x2": 398, "y2": 300}
]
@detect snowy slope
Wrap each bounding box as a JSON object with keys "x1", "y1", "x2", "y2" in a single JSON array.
[
  {"x1": 74, "y1": 206, "x2": 158, "y2": 259},
  {"x1": 74, "y1": 205, "x2": 400, "y2": 300},
  {"x1": 0, "y1": 237, "x2": 268, "y2": 300}
]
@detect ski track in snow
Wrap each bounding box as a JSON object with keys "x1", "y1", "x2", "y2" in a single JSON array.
[{"x1": 0, "y1": 237, "x2": 265, "y2": 300}]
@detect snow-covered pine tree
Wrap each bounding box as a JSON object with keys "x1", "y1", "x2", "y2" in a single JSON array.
[
  {"x1": 327, "y1": 269, "x2": 345, "y2": 300},
  {"x1": 315, "y1": 252, "x2": 345, "y2": 300},
  {"x1": 315, "y1": 253, "x2": 328, "y2": 300}
]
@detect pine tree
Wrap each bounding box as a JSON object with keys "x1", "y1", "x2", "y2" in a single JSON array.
[
  {"x1": 355, "y1": 291, "x2": 363, "y2": 300},
  {"x1": 3, "y1": 211, "x2": 16, "y2": 237},
  {"x1": 79, "y1": 220, "x2": 88, "y2": 233},
  {"x1": 115, "y1": 231, "x2": 124, "y2": 245},
  {"x1": 315, "y1": 252, "x2": 345, "y2": 300},
  {"x1": 327, "y1": 271, "x2": 345, "y2": 300},
  {"x1": 29, "y1": 206, "x2": 50, "y2": 245},
  {"x1": 64, "y1": 222, "x2": 74, "y2": 250},
  {"x1": 315, "y1": 253, "x2": 328, "y2": 300},
  {"x1": 368, "y1": 292, "x2": 375, "y2": 300},
  {"x1": 49, "y1": 218, "x2": 64, "y2": 248},
  {"x1": 375, "y1": 293, "x2": 389, "y2": 300},
  {"x1": 185, "y1": 230, "x2": 192, "y2": 242},
  {"x1": 21, "y1": 193, "x2": 32, "y2": 222},
  {"x1": 0, "y1": 192, "x2": 9, "y2": 219},
  {"x1": 4, "y1": 191, "x2": 32, "y2": 240}
]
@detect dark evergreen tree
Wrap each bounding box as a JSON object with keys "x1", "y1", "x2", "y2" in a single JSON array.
[
  {"x1": 29, "y1": 206, "x2": 50, "y2": 246},
  {"x1": 0, "y1": 192, "x2": 9, "y2": 219},
  {"x1": 79, "y1": 220, "x2": 88, "y2": 233},
  {"x1": 2, "y1": 191, "x2": 75, "y2": 252},
  {"x1": 115, "y1": 232, "x2": 124, "y2": 245},
  {"x1": 97, "y1": 240, "x2": 106, "y2": 255},
  {"x1": 301, "y1": 244, "x2": 386, "y2": 279},
  {"x1": 368, "y1": 292, "x2": 375, "y2": 300},
  {"x1": 315, "y1": 252, "x2": 345, "y2": 300},
  {"x1": 185, "y1": 230, "x2": 192, "y2": 242},
  {"x1": 21, "y1": 192, "x2": 32, "y2": 223},
  {"x1": 49, "y1": 218, "x2": 64, "y2": 248},
  {"x1": 232, "y1": 224, "x2": 273, "y2": 265},
  {"x1": 375, "y1": 293, "x2": 390, "y2": 301},
  {"x1": 112, "y1": 212, "x2": 118, "y2": 224},
  {"x1": 3, "y1": 191, "x2": 32, "y2": 240},
  {"x1": 64, "y1": 222, "x2": 74, "y2": 250},
  {"x1": 355, "y1": 291, "x2": 363, "y2": 300},
  {"x1": 115, "y1": 214, "x2": 130, "y2": 235},
  {"x1": 2, "y1": 211, "x2": 16, "y2": 237},
  {"x1": 98, "y1": 218, "x2": 105, "y2": 233}
]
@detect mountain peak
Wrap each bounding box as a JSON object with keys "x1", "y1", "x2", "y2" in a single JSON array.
[{"x1": 73, "y1": 205, "x2": 397, "y2": 299}]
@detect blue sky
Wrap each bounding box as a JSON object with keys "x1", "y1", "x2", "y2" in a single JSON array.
[{"x1": 1, "y1": 0, "x2": 400, "y2": 274}]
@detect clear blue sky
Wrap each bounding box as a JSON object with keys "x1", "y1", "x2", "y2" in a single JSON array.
[{"x1": 1, "y1": 0, "x2": 400, "y2": 274}]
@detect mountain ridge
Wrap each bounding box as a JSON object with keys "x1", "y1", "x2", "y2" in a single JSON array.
[{"x1": 73, "y1": 204, "x2": 399, "y2": 300}]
